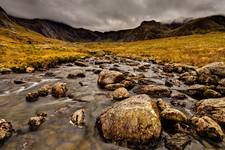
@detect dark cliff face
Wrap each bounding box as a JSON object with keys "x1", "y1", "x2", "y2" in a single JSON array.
[{"x1": 1, "y1": 7, "x2": 225, "y2": 42}]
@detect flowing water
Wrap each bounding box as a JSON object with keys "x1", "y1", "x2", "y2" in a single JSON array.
[{"x1": 0, "y1": 56, "x2": 224, "y2": 150}]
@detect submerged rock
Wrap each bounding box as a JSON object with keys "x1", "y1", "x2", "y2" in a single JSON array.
[
  {"x1": 97, "y1": 70, "x2": 125, "y2": 87},
  {"x1": 0, "y1": 119, "x2": 14, "y2": 145},
  {"x1": 67, "y1": 71, "x2": 86, "y2": 79},
  {"x1": 26, "y1": 92, "x2": 39, "y2": 102},
  {"x1": 96, "y1": 95, "x2": 161, "y2": 146},
  {"x1": 112, "y1": 87, "x2": 130, "y2": 100},
  {"x1": 28, "y1": 113, "x2": 47, "y2": 131},
  {"x1": 134, "y1": 84, "x2": 171, "y2": 98},
  {"x1": 52, "y1": 82, "x2": 68, "y2": 98},
  {"x1": 191, "y1": 116, "x2": 224, "y2": 142},
  {"x1": 70, "y1": 109, "x2": 85, "y2": 126}
]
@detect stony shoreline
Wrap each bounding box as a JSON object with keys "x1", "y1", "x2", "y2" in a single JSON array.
[{"x1": 1, "y1": 55, "x2": 225, "y2": 149}]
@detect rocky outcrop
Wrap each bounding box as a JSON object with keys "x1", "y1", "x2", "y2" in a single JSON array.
[
  {"x1": 96, "y1": 95, "x2": 161, "y2": 147},
  {"x1": 134, "y1": 85, "x2": 171, "y2": 98}
]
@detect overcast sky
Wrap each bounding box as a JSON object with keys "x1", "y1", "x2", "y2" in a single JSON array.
[{"x1": 1, "y1": 0, "x2": 225, "y2": 31}]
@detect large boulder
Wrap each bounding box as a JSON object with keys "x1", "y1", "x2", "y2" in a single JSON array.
[
  {"x1": 97, "y1": 70, "x2": 125, "y2": 87},
  {"x1": 0, "y1": 119, "x2": 14, "y2": 145},
  {"x1": 195, "y1": 98, "x2": 225, "y2": 127},
  {"x1": 191, "y1": 116, "x2": 224, "y2": 142},
  {"x1": 96, "y1": 95, "x2": 161, "y2": 146},
  {"x1": 134, "y1": 85, "x2": 171, "y2": 98}
]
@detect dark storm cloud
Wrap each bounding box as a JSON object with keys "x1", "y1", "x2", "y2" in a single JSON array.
[{"x1": 0, "y1": 0, "x2": 225, "y2": 31}]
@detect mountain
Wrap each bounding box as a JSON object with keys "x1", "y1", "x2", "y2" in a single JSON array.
[
  {"x1": 0, "y1": 7, "x2": 16, "y2": 27},
  {"x1": 13, "y1": 17, "x2": 101, "y2": 42},
  {"x1": 1, "y1": 7, "x2": 225, "y2": 42}
]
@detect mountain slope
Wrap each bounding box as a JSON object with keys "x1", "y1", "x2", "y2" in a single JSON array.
[
  {"x1": 13, "y1": 17, "x2": 101, "y2": 42},
  {"x1": 1, "y1": 7, "x2": 225, "y2": 42}
]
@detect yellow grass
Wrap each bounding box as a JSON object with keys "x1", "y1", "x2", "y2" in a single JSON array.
[{"x1": 0, "y1": 26, "x2": 225, "y2": 69}]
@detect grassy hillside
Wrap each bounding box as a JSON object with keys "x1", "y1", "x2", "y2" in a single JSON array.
[
  {"x1": 82, "y1": 32, "x2": 225, "y2": 66},
  {"x1": 0, "y1": 25, "x2": 225, "y2": 71}
]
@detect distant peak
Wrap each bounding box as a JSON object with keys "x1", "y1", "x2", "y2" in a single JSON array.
[{"x1": 140, "y1": 20, "x2": 159, "y2": 26}]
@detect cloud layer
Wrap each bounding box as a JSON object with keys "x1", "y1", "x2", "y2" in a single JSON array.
[{"x1": 1, "y1": 0, "x2": 225, "y2": 31}]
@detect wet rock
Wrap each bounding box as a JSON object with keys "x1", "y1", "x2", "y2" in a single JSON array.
[
  {"x1": 134, "y1": 84, "x2": 171, "y2": 98},
  {"x1": 203, "y1": 89, "x2": 222, "y2": 98},
  {"x1": 195, "y1": 98, "x2": 225, "y2": 127},
  {"x1": 179, "y1": 72, "x2": 197, "y2": 85},
  {"x1": 216, "y1": 85, "x2": 225, "y2": 96},
  {"x1": 165, "y1": 133, "x2": 191, "y2": 150},
  {"x1": 112, "y1": 87, "x2": 130, "y2": 100},
  {"x1": 26, "y1": 67, "x2": 35, "y2": 73},
  {"x1": 28, "y1": 113, "x2": 47, "y2": 131},
  {"x1": 197, "y1": 62, "x2": 225, "y2": 85},
  {"x1": 26, "y1": 92, "x2": 39, "y2": 102},
  {"x1": 96, "y1": 94, "x2": 161, "y2": 146},
  {"x1": 105, "y1": 83, "x2": 125, "y2": 91},
  {"x1": 95, "y1": 60, "x2": 112, "y2": 65},
  {"x1": 0, "y1": 119, "x2": 14, "y2": 145},
  {"x1": 191, "y1": 116, "x2": 224, "y2": 142},
  {"x1": 14, "y1": 80, "x2": 26, "y2": 84},
  {"x1": 97, "y1": 70, "x2": 125, "y2": 87},
  {"x1": 44, "y1": 72, "x2": 56, "y2": 77},
  {"x1": 161, "y1": 108, "x2": 187, "y2": 123},
  {"x1": 38, "y1": 85, "x2": 51, "y2": 97},
  {"x1": 164, "y1": 63, "x2": 196, "y2": 74},
  {"x1": 52, "y1": 82, "x2": 68, "y2": 98},
  {"x1": 180, "y1": 84, "x2": 207, "y2": 99},
  {"x1": 70, "y1": 109, "x2": 85, "y2": 126},
  {"x1": 93, "y1": 69, "x2": 102, "y2": 74},
  {"x1": 74, "y1": 61, "x2": 88, "y2": 67},
  {"x1": 67, "y1": 72, "x2": 86, "y2": 79},
  {"x1": 157, "y1": 99, "x2": 187, "y2": 123},
  {"x1": 171, "y1": 91, "x2": 187, "y2": 100},
  {"x1": 0, "y1": 68, "x2": 12, "y2": 74},
  {"x1": 121, "y1": 79, "x2": 136, "y2": 90},
  {"x1": 165, "y1": 79, "x2": 173, "y2": 87},
  {"x1": 219, "y1": 79, "x2": 225, "y2": 86}
]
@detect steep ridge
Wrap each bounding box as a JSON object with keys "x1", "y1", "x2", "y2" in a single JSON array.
[{"x1": 1, "y1": 7, "x2": 225, "y2": 42}]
